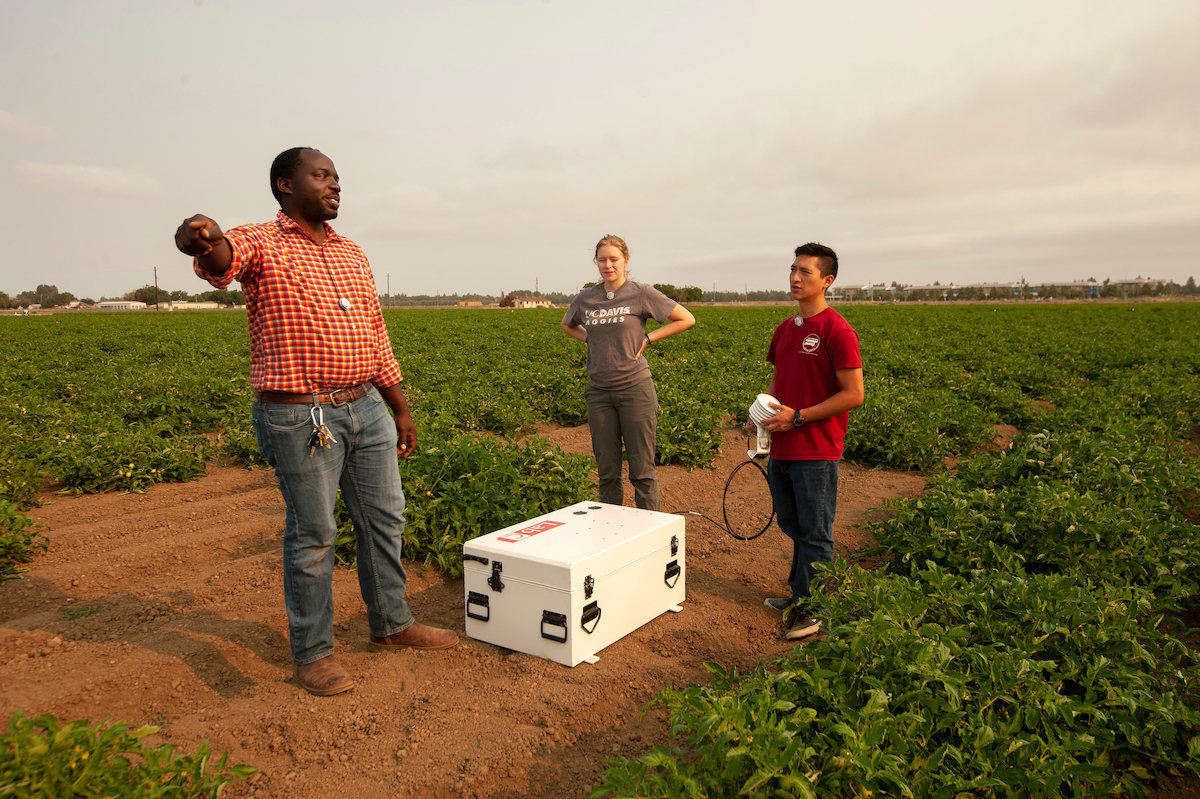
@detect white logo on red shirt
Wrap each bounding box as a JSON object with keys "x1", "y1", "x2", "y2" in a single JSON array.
[{"x1": 802, "y1": 334, "x2": 821, "y2": 353}]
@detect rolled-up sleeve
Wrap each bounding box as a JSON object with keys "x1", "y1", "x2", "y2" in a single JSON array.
[
  {"x1": 363, "y1": 260, "x2": 404, "y2": 387},
  {"x1": 372, "y1": 309, "x2": 404, "y2": 387},
  {"x1": 193, "y1": 225, "x2": 263, "y2": 288}
]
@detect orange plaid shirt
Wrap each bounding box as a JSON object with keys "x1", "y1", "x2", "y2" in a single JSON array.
[{"x1": 195, "y1": 211, "x2": 403, "y2": 393}]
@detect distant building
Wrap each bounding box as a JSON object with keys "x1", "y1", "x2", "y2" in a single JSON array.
[
  {"x1": 510, "y1": 296, "x2": 554, "y2": 309},
  {"x1": 1112, "y1": 277, "x2": 1171, "y2": 293},
  {"x1": 456, "y1": 300, "x2": 483, "y2": 307},
  {"x1": 1033, "y1": 280, "x2": 1100, "y2": 298},
  {"x1": 828, "y1": 284, "x2": 892, "y2": 301},
  {"x1": 97, "y1": 300, "x2": 148, "y2": 311},
  {"x1": 959, "y1": 282, "x2": 1025, "y2": 297},
  {"x1": 903, "y1": 284, "x2": 960, "y2": 300},
  {"x1": 167, "y1": 301, "x2": 222, "y2": 311}
]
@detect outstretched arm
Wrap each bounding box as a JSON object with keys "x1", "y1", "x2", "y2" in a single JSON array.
[{"x1": 175, "y1": 214, "x2": 232, "y2": 276}]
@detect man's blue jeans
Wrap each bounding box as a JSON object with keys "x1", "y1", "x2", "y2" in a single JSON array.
[
  {"x1": 766, "y1": 457, "x2": 839, "y2": 608},
  {"x1": 252, "y1": 386, "x2": 414, "y2": 665}
]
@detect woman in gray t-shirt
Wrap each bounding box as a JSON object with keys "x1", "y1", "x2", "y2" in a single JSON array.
[{"x1": 561, "y1": 235, "x2": 696, "y2": 510}]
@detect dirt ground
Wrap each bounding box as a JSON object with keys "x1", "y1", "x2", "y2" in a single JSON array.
[{"x1": 0, "y1": 426, "x2": 945, "y2": 797}]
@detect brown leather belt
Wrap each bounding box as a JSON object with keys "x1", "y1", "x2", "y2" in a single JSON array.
[{"x1": 255, "y1": 383, "x2": 371, "y2": 407}]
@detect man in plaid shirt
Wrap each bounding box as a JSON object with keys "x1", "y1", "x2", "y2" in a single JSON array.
[{"x1": 175, "y1": 147, "x2": 458, "y2": 697}]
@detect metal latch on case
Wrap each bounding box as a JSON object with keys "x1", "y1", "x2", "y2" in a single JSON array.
[{"x1": 488, "y1": 561, "x2": 504, "y2": 592}]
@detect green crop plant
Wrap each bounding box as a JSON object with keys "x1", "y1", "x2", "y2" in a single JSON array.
[
  {"x1": 597, "y1": 563, "x2": 1200, "y2": 798},
  {"x1": 4, "y1": 303, "x2": 1199, "y2": 582},
  {"x1": 59, "y1": 603, "x2": 106, "y2": 622},
  {"x1": 331, "y1": 427, "x2": 594, "y2": 575},
  {"x1": 0, "y1": 500, "x2": 46, "y2": 586},
  {"x1": 1, "y1": 710, "x2": 254, "y2": 798},
  {"x1": 593, "y1": 302, "x2": 1200, "y2": 797}
]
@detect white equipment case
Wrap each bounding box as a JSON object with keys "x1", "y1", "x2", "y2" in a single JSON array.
[{"x1": 462, "y1": 501, "x2": 685, "y2": 667}]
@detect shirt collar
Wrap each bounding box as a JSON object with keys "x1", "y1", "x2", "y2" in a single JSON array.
[{"x1": 275, "y1": 210, "x2": 339, "y2": 242}]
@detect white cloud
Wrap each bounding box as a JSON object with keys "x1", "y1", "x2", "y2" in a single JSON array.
[
  {"x1": 0, "y1": 108, "x2": 54, "y2": 139},
  {"x1": 18, "y1": 161, "x2": 163, "y2": 198}
]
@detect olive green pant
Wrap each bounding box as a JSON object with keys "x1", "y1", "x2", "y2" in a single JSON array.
[{"x1": 585, "y1": 377, "x2": 660, "y2": 511}]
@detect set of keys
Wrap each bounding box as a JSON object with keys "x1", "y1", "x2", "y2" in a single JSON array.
[{"x1": 308, "y1": 405, "x2": 337, "y2": 457}]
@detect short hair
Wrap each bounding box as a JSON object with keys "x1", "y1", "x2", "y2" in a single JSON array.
[
  {"x1": 593, "y1": 234, "x2": 630, "y2": 263},
  {"x1": 794, "y1": 242, "x2": 838, "y2": 279},
  {"x1": 270, "y1": 147, "x2": 319, "y2": 205}
]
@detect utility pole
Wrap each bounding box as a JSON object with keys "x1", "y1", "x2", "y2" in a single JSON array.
[
  {"x1": 387, "y1": 273, "x2": 390, "y2": 309},
  {"x1": 154, "y1": 265, "x2": 159, "y2": 311}
]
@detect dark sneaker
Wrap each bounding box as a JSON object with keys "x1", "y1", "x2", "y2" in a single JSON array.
[
  {"x1": 764, "y1": 597, "x2": 792, "y2": 612},
  {"x1": 785, "y1": 613, "x2": 822, "y2": 640}
]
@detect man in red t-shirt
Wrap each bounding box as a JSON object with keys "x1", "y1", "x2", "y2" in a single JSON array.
[{"x1": 757, "y1": 243, "x2": 864, "y2": 640}]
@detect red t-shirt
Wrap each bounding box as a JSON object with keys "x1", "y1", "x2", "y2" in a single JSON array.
[{"x1": 766, "y1": 307, "x2": 862, "y2": 460}]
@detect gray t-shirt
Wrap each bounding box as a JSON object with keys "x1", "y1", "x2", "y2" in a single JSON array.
[{"x1": 564, "y1": 280, "x2": 678, "y2": 391}]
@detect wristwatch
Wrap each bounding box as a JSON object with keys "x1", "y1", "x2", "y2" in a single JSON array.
[{"x1": 793, "y1": 409, "x2": 805, "y2": 427}]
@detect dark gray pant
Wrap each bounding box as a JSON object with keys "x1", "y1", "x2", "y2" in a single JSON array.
[{"x1": 585, "y1": 378, "x2": 660, "y2": 511}]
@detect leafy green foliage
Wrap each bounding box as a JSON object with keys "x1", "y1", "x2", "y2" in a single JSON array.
[
  {"x1": 599, "y1": 564, "x2": 1200, "y2": 798},
  {"x1": 593, "y1": 302, "x2": 1200, "y2": 798},
  {"x1": 59, "y1": 604, "x2": 106, "y2": 622},
  {"x1": 333, "y1": 431, "x2": 593, "y2": 575},
  {"x1": 0, "y1": 710, "x2": 255, "y2": 798},
  {"x1": 4, "y1": 302, "x2": 1200, "y2": 795},
  {"x1": 0, "y1": 501, "x2": 47, "y2": 586}
]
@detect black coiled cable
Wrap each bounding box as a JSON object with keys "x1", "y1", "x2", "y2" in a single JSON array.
[{"x1": 677, "y1": 457, "x2": 775, "y2": 541}]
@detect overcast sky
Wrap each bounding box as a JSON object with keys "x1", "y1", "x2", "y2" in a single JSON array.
[{"x1": 2, "y1": 1, "x2": 1197, "y2": 300}]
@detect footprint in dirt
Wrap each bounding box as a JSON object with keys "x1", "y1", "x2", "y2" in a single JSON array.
[{"x1": 2, "y1": 577, "x2": 289, "y2": 699}]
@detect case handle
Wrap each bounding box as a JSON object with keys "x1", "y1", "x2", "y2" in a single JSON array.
[
  {"x1": 540, "y1": 610, "x2": 567, "y2": 643},
  {"x1": 466, "y1": 591, "x2": 490, "y2": 622},
  {"x1": 664, "y1": 560, "x2": 681, "y2": 589},
  {"x1": 581, "y1": 601, "x2": 602, "y2": 635}
]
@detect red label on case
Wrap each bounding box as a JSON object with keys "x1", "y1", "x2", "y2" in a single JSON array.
[{"x1": 497, "y1": 520, "x2": 565, "y2": 543}]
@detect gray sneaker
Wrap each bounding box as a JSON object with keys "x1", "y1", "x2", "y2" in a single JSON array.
[
  {"x1": 764, "y1": 597, "x2": 792, "y2": 612},
  {"x1": 785, "y1": 613, "x2": 822, "y2": 640}
]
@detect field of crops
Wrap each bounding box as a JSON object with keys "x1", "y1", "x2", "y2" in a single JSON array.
[{"x1": 2, "y1": 301, "x2": 1199, "y2": 796}]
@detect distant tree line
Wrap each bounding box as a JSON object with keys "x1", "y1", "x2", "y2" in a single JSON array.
[
  {"x1": 114, "y1": 285, "x2": 246, "y2": 306},
  {"x1": 6, "y1": 277, "x2": 1197, "y2": 312},
  {"x1": 886, "y1": 278, "x2": 1198, "y2": 303},
  {"x1": 0, "y1": 283, "x2": 247, "y2": 309},
  {"x1": 704, "y1": 289, "x2": 793, "y2": 302},
  {"x1": 0, "y1": 284, "x2": 82, "y2": 309}
]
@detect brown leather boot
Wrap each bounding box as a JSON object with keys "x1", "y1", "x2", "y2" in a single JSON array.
[
  {"x1": 370, "y1": 621, "x2": 459, "y2": 651},
  {"x1": 293, "y1": 656, "x2": 355, "y2": 696}
]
